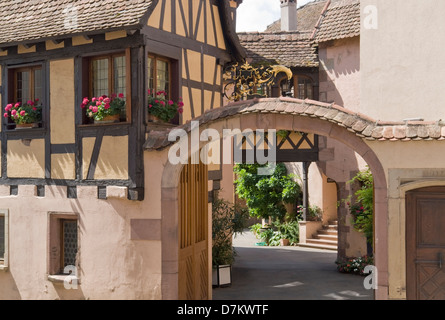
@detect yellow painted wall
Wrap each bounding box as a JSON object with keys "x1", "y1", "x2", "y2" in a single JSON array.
[
  {"x1": 51, "y1": 153, "x2": 76, "y2": 180},
  {"x1": 82, "y1": 136, "x2": 129, "y2": 180},
  {"x1": 7, "y1": 139, "x2": 45, "y2": 178},
  {"x1": 50, "y1": 59, "x2": 75, "y2": 144},
  {"x1": 148, "y1": 0, "x2": 226, "y2": 49},
  {"x1": 95, "y1": 136, "x2": 128, "y2": 180}
]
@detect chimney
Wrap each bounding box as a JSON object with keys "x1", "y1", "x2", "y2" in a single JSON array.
[{"x1": 280, "y1": 0, "x2": 297, "y2": 32}]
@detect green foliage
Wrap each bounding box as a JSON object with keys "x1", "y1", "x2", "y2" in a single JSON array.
[
  {"x1": 250, "y1": 220, "x2": 300, "y2": 246},
  {"x1": 296, "y1": 204, "x2": 323, "y2": 221},
  {"x1": 212, "y1": 195, "x2": 249, "y2": 266},
  {"x1": 234, "y1": 163, "x2": 301, "y2": 221},
  {"x1": 347, "y1": 167, "x2": 374, "y2": 243},
  {"x1": 82, "y1": 94, "x2": 126, "y2": 121},
  {"x1": 147, "y1": 90, "x2": 184, "y2": 122},
  {"x1": 4, "y1": 99, "x2": 42, "y2": 124}
]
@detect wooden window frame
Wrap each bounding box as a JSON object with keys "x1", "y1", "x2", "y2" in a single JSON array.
[
  {"x1": 82, "y1": 49, "x2": 132, "y2": 125},
  {"x1": 147, "y1": 53, "x2": 180, "y2": 124},
  {"x1": 6, "y1": 64, "x2": 45, "y2": 130},
  {"x1": 0, "y1": 209, "x2": 9, "y2": 271},
  {"x1": 279, "y1": 75, "x2": 314, "y2": 100},
  {"x1": 12, "y1": 66, "x2": 42, "y2": 103},
  {"x1": 147, "y1": 54, "x2": 172, "y2": 98}
]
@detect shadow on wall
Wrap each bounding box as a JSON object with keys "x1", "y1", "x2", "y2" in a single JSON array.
[{"x1": 0, "y1": 271, "x2": 21, "y2": 299}]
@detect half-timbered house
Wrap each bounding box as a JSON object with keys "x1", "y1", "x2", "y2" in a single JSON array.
[{"x1": 0, "y1": 0, "x2": 244, "y2": 300}]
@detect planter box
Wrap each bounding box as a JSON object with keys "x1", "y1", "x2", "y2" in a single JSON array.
[{"x1": 212, "y1": 265, "x2": 232, "y2": 288}]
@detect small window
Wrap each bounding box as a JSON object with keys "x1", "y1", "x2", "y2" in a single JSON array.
[
  {"x1": 0, "y1": 209, "x2": 9, "y2": 271},
  {"x1": 280, "y1": 76, "x2": 314, "y2": 100},
  {"x1": 81, "y1": 51, "x2": 131, "y2": 124},
  {"x1": 48, "y1": 214, "x2": 79, "y2": 276},
  {"x1": 148, "y1": 55, "x2": 171, "y2": 98},
  {"x1": 14, "y1": 66, "x2": 43, "y2": 103},
  {"x1": 5, "y1": 65, "x2": 44, "y2": 129}
]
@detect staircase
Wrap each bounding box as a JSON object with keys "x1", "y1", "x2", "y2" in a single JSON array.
[{"x1": 300, "y1": 220, "x2": 338, "y2": 251}]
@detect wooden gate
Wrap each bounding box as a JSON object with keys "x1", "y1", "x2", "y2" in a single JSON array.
[
  {"x1": 178, "y1": 161, "x2": 209, "y2": 300},
  {"x1": 406, "y1": 187, "x2": 445, "y2": 300}
]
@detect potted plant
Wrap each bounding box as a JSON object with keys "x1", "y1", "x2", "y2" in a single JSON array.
[
  {"x1": 4, "y1": 99, "x2": 42, "y2": 128},
  {"x1": 212, "y1": 194, "x2": 249, "y2": 288},
  {"x1": 81, "y1": 93, "x2": 126, "y2": 123},
  {"x1": 147, "y1": 89, "x2": 184, "y2": 123}
]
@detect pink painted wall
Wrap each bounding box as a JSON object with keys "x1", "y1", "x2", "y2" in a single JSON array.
[{"x1": 318, "y1": 36, "x2": 360, "y2": 111}]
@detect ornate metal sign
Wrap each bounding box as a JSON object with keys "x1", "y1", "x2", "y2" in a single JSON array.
[{"x1": 223, "y1": 62, "x2": 293, "y2": 101}]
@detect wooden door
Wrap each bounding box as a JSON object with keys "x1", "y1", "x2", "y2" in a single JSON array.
[
  {"x1": 178, "y1": 161, "x2": 209, "y2": 300},
  {"x1": 406, "y1": 187, "x2": 445, "y2": 300}
]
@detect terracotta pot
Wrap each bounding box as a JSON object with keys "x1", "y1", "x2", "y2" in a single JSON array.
[
  {"x1": 15, "y1": 123, "x2": 37, "y2": 129},
  {"x1": 148, "y1": 114, "x2": 162, "y2": 123},
  {"x1": 94, "y1": 114, "x2": 120, "y2": 124}
]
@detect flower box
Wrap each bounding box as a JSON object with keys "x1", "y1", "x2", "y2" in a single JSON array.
[
  {"x1": 81, "y1": 94, "x2": 125, "y2": 124},
  {"x1": 4, "y1": 99, "x2": 42, "y2": 129},
  {"x1": 147, "y1": 90, "x2": 183, "y2": 123}
]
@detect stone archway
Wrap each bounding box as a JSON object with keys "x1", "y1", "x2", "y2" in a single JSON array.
[{"x1": 148, "y1": 97, "x2": 389, "y2": 300}]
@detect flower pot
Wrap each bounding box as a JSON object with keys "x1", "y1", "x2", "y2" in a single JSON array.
[
  {"x1": 15, "y1": 123, "x2": 38, "y2": 129},
  {"x1": 212, "y1": 265, "x2": 232, "y2": 288},
  {"x1": 280, "y1": 239, "x2": 290, "y2": 246},
  {"x1": 94, "y1": 114, "x2": 120, "y2": 124},
  {"x1": 147, "y1": 114, "x2": 163, "y2": 123}
]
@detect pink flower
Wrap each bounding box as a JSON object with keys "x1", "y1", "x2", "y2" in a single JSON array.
[
  {"x1": 92, "y1": 106, "x2": 98, "y2": 113},
  {"x1": 160, "y1": 101, "x2": 165, "y2": 106},
  {"x1": 148, "y1": 104, "x2": 152, "y2": 108},
  {"x1": 92, "y1": 97, "x2": 97, "y2": 102},
  {"x1": 35, "y1": 98, "x2": 39, "y2": 102},
  {"x1": 178, "y1": 107, "x2": 183, "y2": 114},
  {"x1": 83, "y1": 98, "x2": 89, "y2": 104},
  {"x1": 32, "y1": 107, "x2": 37, "y2": 111},
  {"x1": 98, "y1": 96, "x2": 104, "y2": 102},
  {"x1": 155, "y1": 100, "x2": 159, "y2": 104},
  {"x1": 104, "y1": 98, "x2": 110, "y2": 104},
  {"x1": 89, "y1": 105, "x2": 93, "y2": 110},
  {"x1": 104, "y1": 104, "x2": 110, "y2": 109},
  {"x1": 14, "y1": 103, "x2": 20, "y2": 108},
  {"x1": 96, "y1": 101, "x2": 101, "y2": 106},
  {"x1": 3, "y1": 113, "x2": 8, "y2": 118},
  {"x1": 111, "y1": 93, "x2": 117, "y2": 99},
  {"x1": 20, "y1": 110, "x2": 26, "y2": 116},
  {"x1": 118, "y1": 93, "x2": 124, "y2": 98},
  {"x1": 5, "y1": 104, "x2": 12, "y2": 111},
  {"x1": 11, "y1": 109, "x2": 17, "y2": 116},
  {"x1": 168, "y1": 100, "x2": 174, "y2": 105},
  {"x1": 178, "y1": 101, "x2": 184, "y2": 107},
  {"x1": 147, "y1": 89, "x2": 151, "y2": 95}
]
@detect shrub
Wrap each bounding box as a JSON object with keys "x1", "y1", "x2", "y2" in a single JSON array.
[{"x1": 234, "y1": 163, "x2": 301, "y2": 221}]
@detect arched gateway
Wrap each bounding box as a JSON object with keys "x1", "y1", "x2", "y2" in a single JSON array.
[{"x1": 145, "y1": 97, "x2": 393, "y2": 300}]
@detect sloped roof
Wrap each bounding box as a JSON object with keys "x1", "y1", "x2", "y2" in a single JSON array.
[
  {"x1": 314, "y1": 0, "x2": 360, "y2": 42},
  {"x1": 0, "y1": 0, "x2": 153, "y2": 46},
  {"x1": 237, "y1": 32, "x2": 318, "y2": 67},
  {"x1": 144, "y1": 97, "x2": 445, "y2": 151},
  {"x1": 266, "y1": 0, "x2": 329, "y2": 33}
]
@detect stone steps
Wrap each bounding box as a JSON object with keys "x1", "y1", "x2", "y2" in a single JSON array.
[{"x1": 299, "y1": 220, "x2": 338, "y2": 251}]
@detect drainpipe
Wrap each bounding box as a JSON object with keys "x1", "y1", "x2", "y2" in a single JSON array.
[{"x1": 302, "y1": 161, "x2": 310, "y2": 221}]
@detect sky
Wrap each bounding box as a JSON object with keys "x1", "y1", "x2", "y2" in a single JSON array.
[{"x1": 236, "y1": 0, "x2": 314, "y2": 33}]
